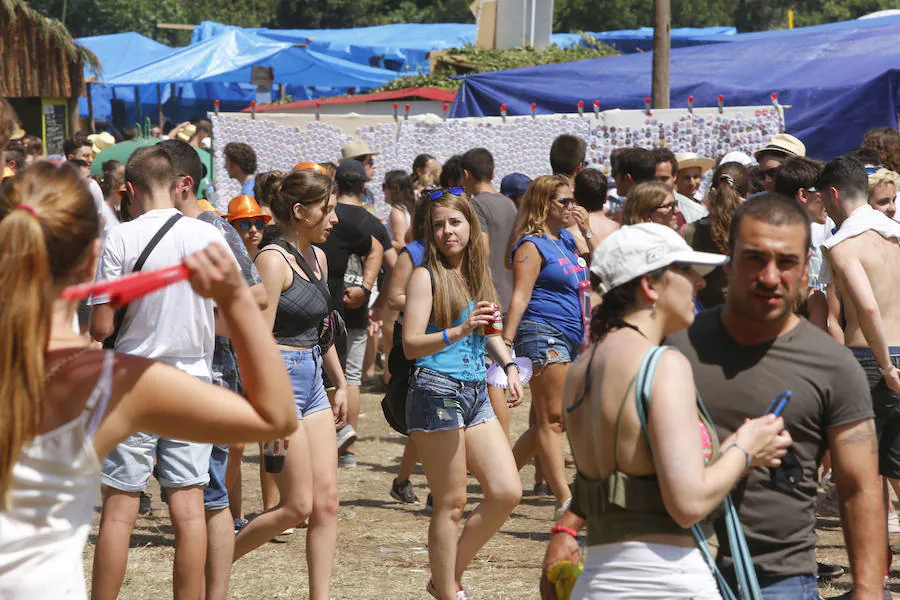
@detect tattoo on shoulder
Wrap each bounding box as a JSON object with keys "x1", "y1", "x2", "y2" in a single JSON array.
[
  {"x1": 837, "y1": 420, "x2": 878, "y2": 455},
  {"x1": 514, "y1": 255, "x2": 529, "y2": 264}
]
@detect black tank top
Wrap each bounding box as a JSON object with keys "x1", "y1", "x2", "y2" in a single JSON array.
[{"x1": 260, "y1": 248, "x2": 330, "y2": 347}]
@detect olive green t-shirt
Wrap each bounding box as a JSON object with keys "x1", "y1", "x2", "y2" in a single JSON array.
[{"x1": 667, "y1": 307, "x2": 873, "y2": 579}]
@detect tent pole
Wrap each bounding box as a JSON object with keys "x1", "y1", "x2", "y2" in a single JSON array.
[
  {"x1": 135, "y1": 87, "x2": 143, "y2": 122},
  {"x1": 157, "y1": 84, "x2": 163, "y2": 128},
  {"x1": 651, "y1": 0, "x2": 671, "y2": 109},
  {"x1": 86, "y1": 82, "x2": 95, "y2": 133}
]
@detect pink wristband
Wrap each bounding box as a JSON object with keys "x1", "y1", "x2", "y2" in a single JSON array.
[{"x1": 550, "y1": 525, "x2": 579, "y2": 538}]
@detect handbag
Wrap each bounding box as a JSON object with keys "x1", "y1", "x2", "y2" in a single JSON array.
[
  {"x1": 102, "y1": 213, "x2": 182, "y2": 349},
  {"x1": 269, "y1": 238, "x2": 345, "y2": 354},
  {"x1": 381, "y1": 325, "x2": 414, "y2": 435},
  {"x1": 634, "y1": 346, "x2": 763, "y2": 600}
]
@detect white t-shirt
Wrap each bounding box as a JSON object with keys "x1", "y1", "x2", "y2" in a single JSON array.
[{"x1": 90, "y1": 208, "x2": 232, "y2": 378}]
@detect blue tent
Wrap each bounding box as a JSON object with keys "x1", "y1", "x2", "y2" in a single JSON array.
[
  {"x1": 451, "y1": 18, "x2": 900, "y2": 160},
  {"x1": 584, "y1": 26, "x2": 736, "y2": 53},
  {"x1": 106, "y1": 29, "x2": 400, "y2": 89}
]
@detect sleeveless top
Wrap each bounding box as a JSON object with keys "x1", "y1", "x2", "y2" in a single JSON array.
[
  {"x1": 417, "y1": 301, "x2": 487, "y2": 382},
  {"x1": 567, "y1": 345, "x2": 718, "y2": 548},
  {"x1": 261, "y1": 247, "x2": 331, "y2": 347},
  {"x1": 511, "y1": 230, "x2": 587, "y2": 349},
  {"x1": 0, "y1": 350, "x2": 115, "y2": 600}
]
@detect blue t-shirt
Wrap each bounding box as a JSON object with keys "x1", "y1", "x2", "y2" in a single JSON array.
[
  {"x1": 241, "y1": 176, "x2": 256, "y2": 197},
  {"x1": 417, "y1": 302, "x2": 487, "y2": 382},
  {"x1": 404, "y1": 239, "x2": 426, "y2": 267},
  {"x1": 511, "y1": 229, "x2": 587, "y2": 349}
]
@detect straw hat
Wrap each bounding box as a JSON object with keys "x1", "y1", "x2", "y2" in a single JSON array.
[
  {"x1": 675, "y1": 152, "x2": 715, "y2": 174},
  {"x1": 755, "y1": 133, "x2": 806, "y2": 159},
  {"x1": 9, "y1": 123, "x2": 25, "y2": 141},
  {"x1": 341, "y1": 139, "x2": 378, "y2": 160},
  {"x1": 226, "y1": 195, "x2": 271, "y2": 223},
  {"x1": 88, "y1": 132, "x2": 116, "y2": 155},
  {"x1": 293, "y1": 161, "x2": 328, "y2": 175}
]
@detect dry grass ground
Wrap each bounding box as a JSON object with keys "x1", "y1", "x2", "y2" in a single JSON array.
[{"x1": 83, "y1": 386, "x2": 897, "y2": 599}]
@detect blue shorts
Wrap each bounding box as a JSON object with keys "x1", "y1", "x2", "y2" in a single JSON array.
[
  {"x1": 513, "y1": 319, "x2": 578, "y2": 367},
  {"x1": 203, "y1": 445, "x2": 229, "y2": 510},
  {"x1": 281, "y1": 347, "x2": 331, "y2": 419},
  {"x1": 405, "y1": 367, "x2": 495, "y2": 433},
  {"x1": 102, "y1": 433, "x2": 212, "y2": 492}
]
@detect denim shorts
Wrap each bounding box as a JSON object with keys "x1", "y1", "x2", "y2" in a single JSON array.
[
  {"x1": 513, "y1": 319, "x2": 578, "y2": 367},
  {"x1": 203, "y1": 445, "x2": 229, "y2": 510},
  {"x1": 757, "y1": 574, "x2": 819, "y2": 600},
  {"x1": 102, "y1": 432, "x2": 212, "y2": 492},
  {"x1": 281, "y1": 346, "x2": 331, "y2": 419},
  {"x1": 405, "y1": 367, "x2": 495, "y2": 433},
  {"x1": 852, "y1": 346, "x2": 900, "y2": 478}
]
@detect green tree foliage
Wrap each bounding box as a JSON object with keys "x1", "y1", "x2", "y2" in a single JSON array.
[{"x1": 274, "y1": 0, "x2": 472, "y2": 28}]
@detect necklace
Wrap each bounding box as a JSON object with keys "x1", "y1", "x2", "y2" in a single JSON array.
[
  {"x1": 610, "y1": 319, "x2": 648, "y2": 339},
  {"x1": 45, "y1": 346, "x2": 92, "y2": 381},
  {"x1": 547, "y1": 233, "x2": 587, "y2": 282}
]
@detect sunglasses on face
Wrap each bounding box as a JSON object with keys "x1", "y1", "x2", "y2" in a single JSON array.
[
  {"x1": 554, "y1": 196, "x2": 575, "y2": 209},
  {"x1": 760, "y1": 168, "x2": 779, "y2": 179},
  {"x1": 654, "y1": 200, "x2": 677, "y2": 213},
  {"x1": 236, "y1": 219, "x2": 267, "y2": 232},
  {"x1": 429, "y1": 186, "x2": 464, "y2": 200}
]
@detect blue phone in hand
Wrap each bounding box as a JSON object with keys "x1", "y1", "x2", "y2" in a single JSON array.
[{"x1": 765, "y1": 391, "x2": 792, "y2": 417}]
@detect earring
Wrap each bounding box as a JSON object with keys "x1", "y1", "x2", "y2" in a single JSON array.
[{"x1": 651, "y1": 302, "x2": 658, "y2": 318}]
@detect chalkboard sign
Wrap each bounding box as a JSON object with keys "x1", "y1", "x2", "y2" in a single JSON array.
[{"x1": 42, "y1": 100, "x2": 68, "y2": 157}]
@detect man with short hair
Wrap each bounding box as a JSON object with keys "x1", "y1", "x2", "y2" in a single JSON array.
[
  {"x1": 755, "y1": 133, "x2": 807, "y2": 193},
  {"x1": 867, "y1": 166, "x2": 900, "y2": 220},
  {"x1": 653, "y1": 148, "x2": 708, "y2": 224},
  {"x1": 223, "y1": 142, "x2": 258, "y2": 196},
  {"x1": 549, "y1": 134, "x2": 587, "y2": 179},
  {"x1": 89, "y1": 146, "x2": 235, "y2": 600},
  {"x1": 340, "y1": 139, "x2": 378, "y2": 206},
  {"x1": 319, "y1": 159, "x2": 394, "y2": 468},
  {"x1": 545, "y1": 193, "x2": 885, "y2": 599},
  {"x1": 158, "y1": 138, "x2": 267, "y2": 600},
  {"x1": 608, "y1": 147, "x2": 656, "y2": 215},
  {"x1": 4, "y1": 147, "x2": 25, "y2": 175},
  {"x1": 64, "y1": 135, "x2": 93, "y2": 164},
  {"x1": 500, "y1": 172, "x2": 531, "y2": 209},
  {"x1": 674, "y1": 151, "x2": 714, "y2": 203}
]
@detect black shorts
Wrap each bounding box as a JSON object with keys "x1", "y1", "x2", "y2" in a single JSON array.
[{"x1": 852, "y1": 347, "x2": 900, "y2": 479}]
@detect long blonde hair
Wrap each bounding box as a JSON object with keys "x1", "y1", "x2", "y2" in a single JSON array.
[
  {"x1": 621, "y1": 181, "x2": 672, "y2": 225},
  {"x1": 511, "y1": 174, "x2": 571, "y2": 246},
  {"x1": 423, "y1": 189, "x2": 497, "y2": 329},
  {"x1": 0, "y1": 163, "x2": 99, "y2": 505}
]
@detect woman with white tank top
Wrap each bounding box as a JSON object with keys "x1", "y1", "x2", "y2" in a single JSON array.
[{"x1": 0, "y1": 162, "x2": 295, "y2": 598}]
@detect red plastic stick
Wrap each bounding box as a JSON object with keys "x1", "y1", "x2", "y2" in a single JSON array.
[{"x1": 62, "y1": 264, "x2": 190, "y2": 307}]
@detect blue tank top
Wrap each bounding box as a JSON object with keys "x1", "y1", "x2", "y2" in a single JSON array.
[
  {"x1": 404, "y1": 240, "x2": 426, "y2": 268},
  {"x1": 511, "y1": 229, "x2": 587, "y2": 349},
  {"x1": 416, "y1": 302, "x2": 487, "y2": 381}
]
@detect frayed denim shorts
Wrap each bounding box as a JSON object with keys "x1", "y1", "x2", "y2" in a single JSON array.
[{"x1": 405, "y1": 367, "x2": 495, "y2": 433}]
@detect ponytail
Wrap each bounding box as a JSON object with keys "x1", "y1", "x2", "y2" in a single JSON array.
[
  {"x1": 0, "y1": 163, "x2": 99, "y2": 506},
  {"x1": 708, "y1": 162, "x2": 750, "y2": 254},
  {"x1": 0, "y1": 207, "x2": 52, "y2": 507}
]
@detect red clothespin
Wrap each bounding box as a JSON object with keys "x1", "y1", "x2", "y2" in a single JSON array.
[
  {"x1": 442, "y1": 102, "x2": 449, "y2": 120},
  {"x1": 687, "y1": 95, "x2": 694, "y2": 115},
  {"x1": 404, "y1": 103, "x2": 411, "y2": 121},
  {"x1": 577, "y1": 100, "x2": 584, "y2": 118},
  {"x1": 314, "y1": 101, "x2": 321, "y2": 121},
  {"x1": 530, "y1": 102, "x2": 536, "y2": 119},
  {"x1": 250, "y1": 100, "x2": 256, "y2": 120},
  {"x1": 593, "y1": 100, "x2": 600, "y2": 119},
  {"x1": 717, "y1": 94, "x2": 724, "y2": 114},
  {"x1": 771, "y1": 92, "x2": 779, "y2": 107},
  {"x1": 500, "y1": 103, "x2": 507, "y2": 123},
  {"x1": 214, "y1": 99, "x2": 220, "y2": 117},
  {"x1": 392, "y1": 102, "x2": 399, "y2": 122},
  {"x1": 644, "y1": 96, "x2": 652, "y2": 117}
]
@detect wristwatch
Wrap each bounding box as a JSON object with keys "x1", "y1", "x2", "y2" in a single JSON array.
[
  {"x1": 880, "y1": 364, "x2": 895, "y2": 376},
  {"x1": 584, "y1": 230, "x2": 594, "y2": 240}
]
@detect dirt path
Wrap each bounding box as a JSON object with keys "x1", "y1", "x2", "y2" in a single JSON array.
[{"x1": 82, "y1": 386, "x2": 894, "y2": 599}]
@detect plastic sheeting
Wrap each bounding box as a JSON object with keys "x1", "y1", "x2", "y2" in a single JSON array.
[
  {"x1": 584, "y1": 26, "x2": 736, "y2": 53},
  {"x1": 451, "y1": 18, "x2": 900, "y2": 160}
]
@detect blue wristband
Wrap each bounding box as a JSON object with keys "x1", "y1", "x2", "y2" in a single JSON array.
[{"x1": 441, "y1": 329, "x2": 451, "y2": 346}]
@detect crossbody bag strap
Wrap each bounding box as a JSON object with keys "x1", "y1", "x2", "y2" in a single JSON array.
[
  {"x1": 633, "y1": 345, "x2": 761, "y2": 600},
  {"x1": 134, "y1": 213, "x2": 182, "y2": 273}
]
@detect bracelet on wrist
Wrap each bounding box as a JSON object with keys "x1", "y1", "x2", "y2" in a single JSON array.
[
  {"x1": 724, "y1": 442, "x2": 752, "y2": 470},
  {"x1": 550, "y1": 524, "x2": 579, "y2": 538},
  {"x1": 441, "y1": 329, "x2": 451, "y2": 346},
  {"x1": 502, "y1": 338, "x2": 513, "y2": 348},
  {"x1": 503, "y1": 361, "x2": 519, "y2": 373},
  {"x1": 879, "y1": 364, "x2": 895, "y2": 376}
]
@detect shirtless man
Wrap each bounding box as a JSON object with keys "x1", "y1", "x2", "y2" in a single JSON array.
[
  {"x1": 568, "y1": 168, "x2": 618, "y2": 252},
  {"x1": 820, "y1": 156, "x2": 900, "y2": 567}
]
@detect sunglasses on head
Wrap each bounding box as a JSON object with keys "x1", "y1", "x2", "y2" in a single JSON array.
[
  {"x1": 429, "y1": 186, "x2": 464, "y2": 200},
  {"x1": 865, "y1": 165, "x2": 884, "y2": 175},
  {"x1": 236, "y1": 219, "x2": 267, "y2": 232}
]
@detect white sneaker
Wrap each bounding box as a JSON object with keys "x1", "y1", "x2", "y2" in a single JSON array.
[
  {"x1": 889, "y1": 513, "x2": 900, "y2": 535},
  {"x1": 336, "y1": 424, "x2": 357, "y2": 452}
]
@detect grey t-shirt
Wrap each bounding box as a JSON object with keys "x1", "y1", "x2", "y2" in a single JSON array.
[
  {"x1": 471, "y1": 191, "x2": 517, "y2": 310},
  {"x1": 667, "y1": 308, "x2": 872, "y2": 579}
]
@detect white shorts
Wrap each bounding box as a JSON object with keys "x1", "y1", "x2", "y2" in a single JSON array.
[{"x1": 571, "y1": 541, "x2": 721, "y2": 600}]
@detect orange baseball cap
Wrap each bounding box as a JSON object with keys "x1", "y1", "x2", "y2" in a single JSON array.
[
  {"x1": 293, "y1": 161, "x2": 328, "y2": 175},
  {"x1": 226, "y1": 195, "x2": 271, "y2": 223}
]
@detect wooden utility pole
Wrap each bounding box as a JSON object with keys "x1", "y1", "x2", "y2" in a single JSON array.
[{"x1": 651, "y1": 0, "x2": 671, "y2": 109}]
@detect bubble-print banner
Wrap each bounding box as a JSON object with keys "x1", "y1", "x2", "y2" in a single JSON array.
[{"x1": 210, "y1": 105, "x2": 785, "y2": 218}]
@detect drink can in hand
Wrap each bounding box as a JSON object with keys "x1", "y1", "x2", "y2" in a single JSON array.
[{"x1": 262, "y1": 438, "x2": 289, "y2": 473}]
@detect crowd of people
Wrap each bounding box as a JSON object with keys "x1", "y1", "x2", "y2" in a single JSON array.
[{"x1": 3, "y1": 93, "x2": 900, "y2": 599}]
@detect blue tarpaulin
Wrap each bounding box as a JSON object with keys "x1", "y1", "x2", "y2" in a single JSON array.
[
  {"x1": 105, "y1": 29, "x2": 401, "y2": 88},
  {"x1": 584, "y1": 26, "x2": 736, "y2": 53},
  {"x1": 451, "y1": 17, "x2": 900, "y2": 160}
]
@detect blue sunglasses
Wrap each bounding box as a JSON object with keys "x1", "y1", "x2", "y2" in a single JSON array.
[{"x1": 429, "y1": 186, "x2": 464, "y2": 200}]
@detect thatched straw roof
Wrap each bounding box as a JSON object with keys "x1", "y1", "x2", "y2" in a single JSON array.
[{"x1": 0, "y1": 0, "x2": 100, "y2": 98}]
